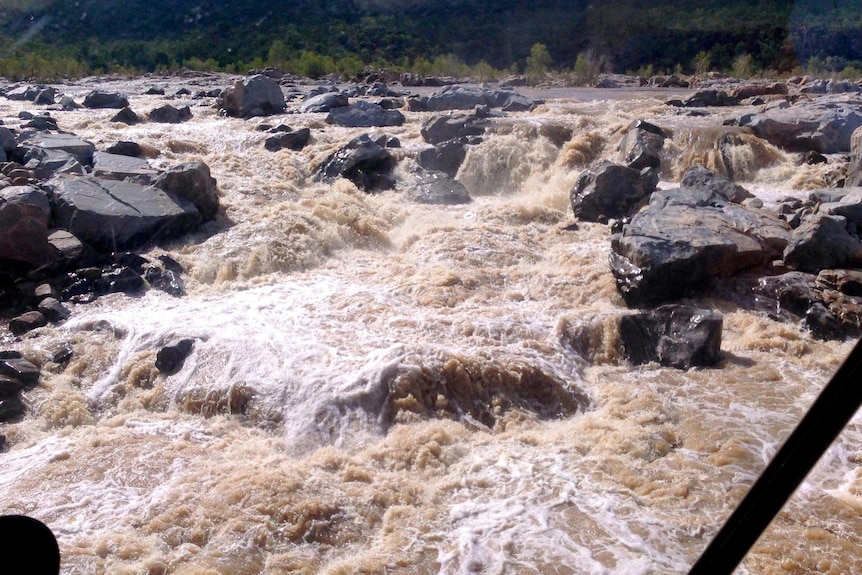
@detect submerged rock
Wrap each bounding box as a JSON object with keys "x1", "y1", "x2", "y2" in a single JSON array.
[
  {"x1": 406, "y1": 170, "x2": 472, "y2": 205},
  {"x1": 156, "y1": 339, "x2": 194, "y2": 375},
  {"x1": 619, "y1": 305, "x2": 723, "y2": 369},
  {"x1": 315, "y1": 133, "x2": 398, "y2": 192}
]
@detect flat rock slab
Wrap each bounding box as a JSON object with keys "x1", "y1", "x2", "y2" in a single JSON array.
[
  {"x1": 17, "y1": 133, "x2": 96, "y2": 166},
  {"x1": 325, "y1": 101, "x2": 405, "y2": 127},
  {"x1": 48, "y1": 176, "x2": 203, "y2": 251},
  {"x1": 92, "y1": 151, "x2": 158, "y2": 183},
  {"x1": 738, "y1": 93, "x2": 862, "y2": 153}
]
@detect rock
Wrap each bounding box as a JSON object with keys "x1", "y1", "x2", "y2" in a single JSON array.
[
  {"x1": 731, "y1": 82, "x2": 788, "y2": 100},
  {"x1": 619, "y1": 305, "x2": 723, "y2": 369},
  {"x1": 420, "y1": 114, "x2": 487, "y2": 145},
  {"x1": 21, "y1": 115, "x2": 58, "y2": 131},
  {"x1": 0, "y1": 127, "x2": 16, "y2": 156},
  {"x1": 315, "y1": 133, "x2": 397, "y2": 192},
  {"x1": 570, "y1": 161, "x2": 659, "y2": 223},
  {"x1": 217, "y1": 75, "x2": 286, "y2": 118},
  {"x1": 110, "y1": 107, "x2": 142, "y2": 125},
  {"x1": 418, "y1": 139, "x2": 468, "y2": 177},
  {"x1": 737, "y1": 94, "x2": 862, "y2": 153},
  {"x1": 299, "y1": 92, "x2": 349, "y2": 113},
  {"x1": 37, "y1": 297, "x2": 71, "y2": 322},
  {"x1": 325, "y1": 101, "x2": 405, "y2": 128},
  {"x1": 148, "y1": 104, "x2": 193, "y2": 123},
  {"x1": 0, "y1": 356, "x2": 39, "y2": 387},
  {"x1": 156, "y1": 339, "x2": 194, "y2": 375},
  {"x1": 0, "y1": 185, "x2": 57, "y2": 269},
  {"x1": 682, "y1": 90, "x2": 739, "y2": 107},
  {"x1": 803, "y1": 302, "x2": 847, "y2": 340},
  {"x1": 847, "y1": 126, "x2": 862, "y2": 186},
  {"x1": 783, "y1": 214, "x2": 862, "y2": 273},
  {"x1": 59, "y1": 95, "x2": 80, "y2": 111},
  {"x1": 5, "y1": 85, "x2": 41, "y2": 101},
  {"x1": 96, "y1": 265, "x2": 146, "y2": 295},
  {"x1": 264, "y1": 128, "x2": 311, "y2": 152},
  {"x1": 617, "y1": 120, "x2": 667, "y2": 170},
  {"x1": 407, "y1": 170, "x2": 472, "y2": 205},
  {"x1": 610, "y1": 188, "x2": 791, "y2": 306},
  {"x1": 0, "y1": 375, "x2": 25, "y2": 397},
  {"x1": 0, "y1": 395, "x2": 25, "y2": 423},
  {"x1": 8, "y1": 311, "x2": 48, "y2": 335},
  {"x1": 47, "y1": 229, "x2": 85, "y2": 268},
  {"x1": 501, "y1": 92, "x2": 540, "y2": 112},
  {"x1": 92, "y1": 151, "x2": 158, "y2": 183},
  {"x1": 817, "y1": 188, "x2": 862, "y2": 229},
  {"x1": 105, "y1": 141, "x2": 147, "y2": 158},
  {"x1": 29, "y1": 86, "x2": 56, "y2": 105},
  {"x1": 422, "y1": 84, "x2": 524, "y2": 111},
  {"x1": 47, "y1": 175, "x2": 204, "y2": 251},
  {"x1": 83, "y1": 90, "x2": 130, "y2": 109},
  {"x1": 817, "y1": 268, "x2": 862, "y2": 296},
  {"x1": 153, "y1": 162, "x2": 220, "y2": 220},
  {"x1": 19, "y1": 147, "x2": 86, "y2": 179},
  {"x1": 17, "y1": 132, "x2": 95, "y2": 167},
  {"x1": 33, "y1": 283, "x2": 58, "y2": 301},
  {"x1": 680, "y1": 164, "x2": 754, "y2": 204},
  {"x1": 144, "y1": 266, "x2": 184, "y2": 296}
]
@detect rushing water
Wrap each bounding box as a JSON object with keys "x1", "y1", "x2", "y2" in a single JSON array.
[{"x1": 1, "y1": 75, "x2": 860, "y2": 575}]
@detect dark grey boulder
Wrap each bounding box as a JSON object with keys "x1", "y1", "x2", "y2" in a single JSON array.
[
  {"x1": 737, "y1": 94, "x2": 862, "y2": 153},
  {"x1": 110, "y1": 107, "x2": 142, "y2": 125},
  {"x1": 783, "y1": 214, "x2": 862, "y2": 273},
  {"x1": 148, "y1": 104, "x2": 193, "y2": 124},
  {"x1": 5, "y1": 85, "x2": 41, "y2": 101},
  {"x1": 92, "y1": 151, "x2": 158, "y2": 183},
  {"x1": 299, "y1": 92, "x2": 349, "y2": 113},
  {"x1": 315, "y1": 133, "x2": 397, "y2": 192},
  {"x1": 847, "y1": 126, "x2": 862, "y2": 187},
  {"x1": 619, "y1": 305, "x2": 723, "y2": 369},
  {"x1": 0, "y1": 375, "x2": 25, "y2": 398},
  {"x1": 20, "y1": 115, "x2": 58, "y2": 131},
  {"x1": 153, "y1": 162, "x2": 220, "y2": 220},
  {"x1": 680, "y1": 164, "x2": 754, "y2": 204},
  {"x1": 0, "y1": 185, "x2": 57, "y2": 269},
  {"x1": 105, "y1": 141, "x2": 147, "y2": 158},
  {"x1": 680, "y1": 90, "x2": 739, "y2": 107},
  {"x1": 0, "y1": 126, "x2": 15, "y2": 155},
  {"x1": 8, "y1": 311, "x2": 48, "y2": 336},
  {"x1": 156, "y1": 339, "x2": 194, "y2": 375},
  {"x1": 731, "y1": 82, "x2": 789, "y2": 100},
  {"x1": 325, "y1": 101, "x2": 405, "y2": 128},
  {"x1": 17, "y1": 132, "x2": 95, "y2": 166},
  {"x1": 264, "y1": 128, "x2": 311, "y2": 152},
  {"x1": 37, "y1": 297, "x2": 71, "y2": 322},
  {"x1": 422, "y1": 85, "x2": 525, "y2": 111},
  {"x1": 47, "y1": 229, "x2": 85, "y2": 269},
  {"x1": 617, "y1": 120, "x2": 667, "y2": 170},
  {"x1": 33, "y1": 87, "x2": 57, "y2": 105},
  {"x1": 420, "y1": 114, "x2": 487, "y2": 145},
  {"x1": 0, "y1": 356, "x2": 39, "y2": 387},
  {"x1": 570, "y1": 161, "x2": 659, "y2": 223},
  {"x1": 83, "y1": 90, "x2": 130, "y2": 109},
  {"x1": 217, "y1": 75, "x2": 286, "y2": 118},
  {"x1": 47, "y1": 176, "x2": 204, "y2": 251},
  {"x1": 610, "y1": 188, "x2": 791, "y2": 306},
  {"x1": 407, "y1": 170, "x2": 472, "y2": 205},
  {"x1": 418, "y1": 139, "x2": 468, "y2": 177},
  {"x1": 0, "y1": 395, "x2": 25, "y2": 423},
  {"x1": 20, "y1": 147, "x2": 85, "y2": 179},
  {"x1": 145, "y1": 265, "x2": 184, "y2": 297}
]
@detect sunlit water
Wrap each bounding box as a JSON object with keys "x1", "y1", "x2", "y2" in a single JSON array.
[{"x1": 1, "y1": 75, "x2": 860, "y2": 574}]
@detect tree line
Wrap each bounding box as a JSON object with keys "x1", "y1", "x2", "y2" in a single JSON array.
[{"x1": 1, "y1": 0, "x2": 860, "y2": 82}]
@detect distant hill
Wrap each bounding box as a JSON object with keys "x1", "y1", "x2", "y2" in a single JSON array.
[{"x1": 1, "y1": 0, "x2": 861, "y2": 79}]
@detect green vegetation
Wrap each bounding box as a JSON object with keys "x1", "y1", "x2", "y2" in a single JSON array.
[{"x1": 0, "y1": 0, "x2": 861, "y2": 83}]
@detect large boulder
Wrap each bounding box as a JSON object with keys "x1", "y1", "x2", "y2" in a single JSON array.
[
  {"x1": 154, "y1": 162, "x2": 220, "y2": 220},
  {"x1": 570, "y1": 161, "x2": 659, "y2": 223},
  {"x1": 420, "y1": 114, "x2": 487, "y2": 145},
  {"x1": 82, "y1": 90, "x2": 130, "y2": 109},
  {"x1": 299, "y1": 92, "x2": 349, "y2": 113},
  {"x1": 610, "y1": 185, "x2": 791, "y2": 306},
  {"x1": 0, "y1": 185, "x2": 58, "y2": 268},
  {"x1": 418, "y1": 140, "x2": 469, "y2": 177},
  {"x1": 619, "y1": 305, "x2": 723, "y2": 369},
  {"x1": 617, "y1": 120, "x2": 667, "y2": 170},
  {"x1": 264, "y1": 128, "x2": 311, "y2": 152},
  {"x1": 148, "y1": 104, "x2": 193, "y2": 123},
  {"x1": 737, "y1": 93, "x2": 862, "y2": 153},
  {"x1": 783, "y1": 214, "x2": 862, "y2": 273},
  {"x1": 325, "y1": 101, "x2": 405, "y2": 128},
  {"x1": 217, "y1": 75, "x2": 286, "y2": 118},
  {"x1": 847, "y1": 126, "x2": 862, "y2": 187},
  {"x1": 47, "y1": 176, "x2": 203, "y2": 251},
  {"x1": 680, "y1": 164, "x2": 754, "y2": 204},
  {"x1": 315, "y1": 133, "x2": 398, "y2": 192}
]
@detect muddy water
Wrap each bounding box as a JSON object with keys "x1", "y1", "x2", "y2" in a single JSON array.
[{"x1": 1, "y1": 75, "x2": 860, "y2": 574}]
